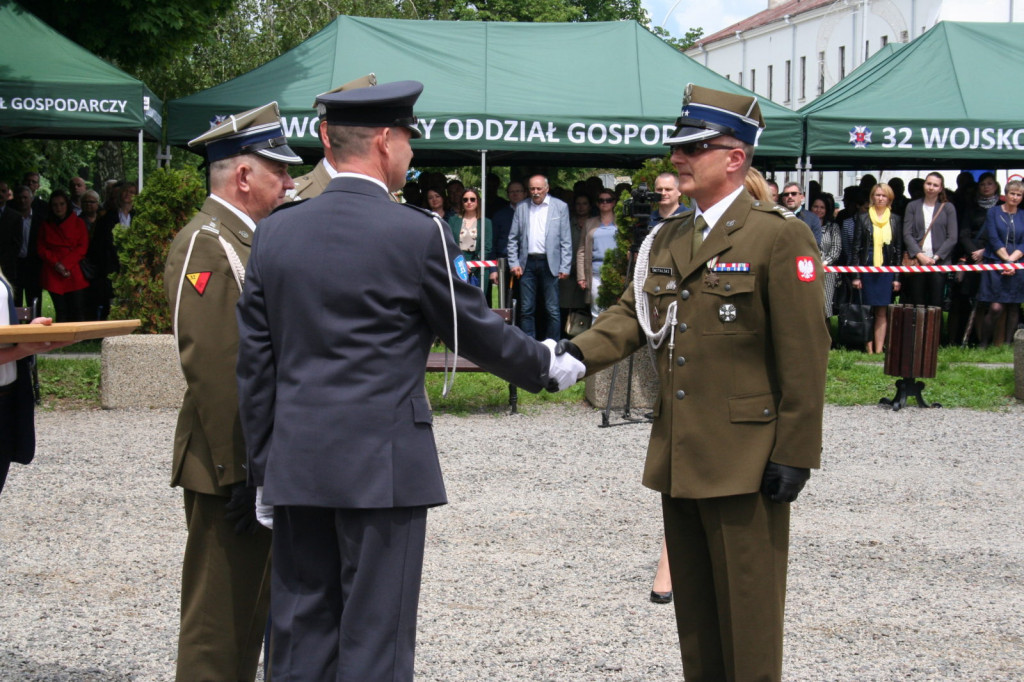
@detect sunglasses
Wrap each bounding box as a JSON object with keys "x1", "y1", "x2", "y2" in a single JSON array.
[
  {"x1": 597, "y1": 198, "x2": 615, "y2": 204},
  {"x1": 780, "y1": 191, "x2": 802, "y2": 198},
  {"x1": 670, "y1": 141, "x2": 736, "y2": 156},
  {"x1": 462, "y1": 197, "x2": 478, "y2": 203}
]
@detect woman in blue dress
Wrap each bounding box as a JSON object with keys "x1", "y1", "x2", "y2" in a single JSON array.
[
  {"x1": 977, "y1": 180, "x2": 1024, "y2": 347},
  {"x1": 850, "y1": 183, "x2": 903, "y2": 353}
]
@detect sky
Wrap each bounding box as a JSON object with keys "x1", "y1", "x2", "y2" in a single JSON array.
[{"x1": 642, "y1": 0, "x2": 767, "y2": 42}]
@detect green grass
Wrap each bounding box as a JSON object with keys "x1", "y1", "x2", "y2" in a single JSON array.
[
  {"x1": 826, "y1": 346, "x2": 1015, "y2": 410},
  {"x1": 425, "y1": 371, "x2": 586, "y2": 415},
  {"x1": 36, "y1": 356, "x2": 101, "y2": 410},
  {"x1": 29, "y1": 344, "x2": 1018, "y2": 412}
]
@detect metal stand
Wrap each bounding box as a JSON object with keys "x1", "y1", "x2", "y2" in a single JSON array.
[
  {"x1": 598, "y1": 227, "x2": 654, "y2": 429},
  {"x1": 879, "y1": 377, "x2": 941, "y2": 411}
]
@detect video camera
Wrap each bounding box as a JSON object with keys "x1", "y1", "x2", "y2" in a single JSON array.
[{"x1": 623, "y1": 183, "x2": 661, "y2": 221}]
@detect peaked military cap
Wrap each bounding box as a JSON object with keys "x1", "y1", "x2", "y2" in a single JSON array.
[
  {"x1": 665, "y1": 83, "x2": 765, "y2": 147},
  {"x1": 316, "y1": 80, "x2": 423, "y2": 139},
  {"x1": 189, "y1": 101, "x2": 302, "y2": 165},
  {"x1": 313, "y1": 73, "x2": 377, "y2": 109}
]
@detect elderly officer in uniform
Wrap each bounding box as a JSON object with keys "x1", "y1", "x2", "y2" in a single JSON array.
[
  {"x1": 289, "y1": 73, "x2": 377, "y2": 200},
  {"x1": 236, "y1": 81, "x2": 584, "y2": 681},
  {"x1": 164, "y1": 102, "x2": 300, "y2": 681},
  {"x1": 557, "y1": 84, "x2": 829, "y2": 681}
]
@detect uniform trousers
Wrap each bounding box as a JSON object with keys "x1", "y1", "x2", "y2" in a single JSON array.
[
  {"x1": 270, "y1": 505, "x2": 427, "y2": 682},
  {"x1": 662, "y1": 492, "x2": 790, "y2": 682},
  {"x1": 178, "y1": 489, "x2": 272, "y2": 682}
]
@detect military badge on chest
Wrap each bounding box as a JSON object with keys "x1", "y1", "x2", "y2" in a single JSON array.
[{"x1": 719, "y1": 303, "x2": 737, "y2": 322}]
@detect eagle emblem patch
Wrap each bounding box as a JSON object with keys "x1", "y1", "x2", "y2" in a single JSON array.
[{"x1": 795, "y1": 257, "x2": 816, "y2": 282}]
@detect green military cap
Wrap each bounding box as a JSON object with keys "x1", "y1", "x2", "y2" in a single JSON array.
[
  {"x1": 665, "y1": 83, "x2": 766, "y2": 147},
  {"x1": 189, "y1": 101, "x2": 302, "y2": 165},
  {"x1": 313, "y1": 73, "x2": 377, "y2": 109}
]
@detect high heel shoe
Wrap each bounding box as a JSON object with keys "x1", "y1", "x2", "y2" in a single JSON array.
[{"x1": 650, "y1": 590, "x2": 672, "y2": 604}]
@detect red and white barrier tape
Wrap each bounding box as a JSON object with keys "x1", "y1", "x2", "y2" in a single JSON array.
[
  {"x1": 465, "y1": 260, "x2": 499, "y2": 269},
  {"x1": 824, "y1": 263, "x2": 1024, "y2": 273}
]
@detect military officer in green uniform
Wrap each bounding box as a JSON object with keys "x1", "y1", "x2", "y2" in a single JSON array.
[
  {"x1": 558, "y1": 85, "x2": 829, "y2": 681},
  {"x1": 288, "y1": 74, "x2": 377, "y2": 200},
  {"x1": 164, "y1": 102, "x2": 301, "y2": 681}
]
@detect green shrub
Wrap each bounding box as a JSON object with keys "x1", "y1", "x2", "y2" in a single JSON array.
[{"x1": 110, "y1": 167, "x2": 205, "y2": 333}]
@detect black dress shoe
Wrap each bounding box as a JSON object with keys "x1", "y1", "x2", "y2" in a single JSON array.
[{"x1": 650, "y1": 590, "x2": 672, "y2": 604}]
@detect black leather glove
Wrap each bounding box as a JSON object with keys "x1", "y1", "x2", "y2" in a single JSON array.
[
  {"x1": 555, "y1": 338, "x2": 584, "y2": 361},
  {"x1": 546, "y1": 339, "x2": 586, "y2": 392},
  {"x1": 224, "y1": 483, "x2": 261, "y2": 535},
  {"x1": 759, "y1": 462, "x2": 810, "y2": 503}
]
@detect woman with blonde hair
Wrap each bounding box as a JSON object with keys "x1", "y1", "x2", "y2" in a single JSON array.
[{"x1": 851, "y1": 183, "x2": 903, "y2": 353}]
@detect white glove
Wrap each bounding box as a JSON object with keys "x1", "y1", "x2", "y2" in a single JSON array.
[
  {"x1": 542, "y1": 338, "x2": 585, "y2": 391},
  {"x1": 255, "y1": 486, "x2": 273, "y2": 530}
]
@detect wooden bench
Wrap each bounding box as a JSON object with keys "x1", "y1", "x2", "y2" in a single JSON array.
[{"x1": 425, "y1": 308, "x2": 519, "y2": 413}]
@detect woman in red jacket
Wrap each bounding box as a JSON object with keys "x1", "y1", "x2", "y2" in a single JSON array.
[{"x1": 37, "y1": 189, "x2": 89, "y2": 322}]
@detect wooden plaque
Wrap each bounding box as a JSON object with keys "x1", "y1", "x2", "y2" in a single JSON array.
[{"x1": 0, "y1": 319, "x2": 141, "y2": 343}]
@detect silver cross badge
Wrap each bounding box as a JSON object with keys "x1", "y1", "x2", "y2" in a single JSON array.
[{"x1": 719, "y1": 303, "x2": 737, "y2": 323}]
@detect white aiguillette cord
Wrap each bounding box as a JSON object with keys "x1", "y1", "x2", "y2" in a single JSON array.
[
  {"x1": 431, "y1": 213, "x2": 458, "y2": 397},
  {"x1": 633, "y1": 222, "x2": 678, "y2": 353}
]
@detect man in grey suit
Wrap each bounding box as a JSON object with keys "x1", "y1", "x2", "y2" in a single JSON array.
[
  {"x1": 507, "y1": 174, "x2": 572, "y2": 340},
  {"x1": 236, "y1": 81, "x2": 584, "y2": 682}
]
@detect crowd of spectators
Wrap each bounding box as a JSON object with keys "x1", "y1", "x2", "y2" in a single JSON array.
[
  {"x1": 0, "y1": 171, "x2": 135, "y2": 322},
  {"x1": 405, "y1": 168, "x2": 1022, "y2": 352},
  {"x1": 805, "y1": 171, "x2": 1023, "y2": 349}
]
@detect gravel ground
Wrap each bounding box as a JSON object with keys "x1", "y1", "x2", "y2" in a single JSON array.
[{"x1": 1, "y1": 403, "x2": 1022, "y2": 681}]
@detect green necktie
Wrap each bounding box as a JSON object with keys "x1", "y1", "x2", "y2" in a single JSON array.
[{"x1": 692, "y1": 214, "x2": 708, "y2": 253}]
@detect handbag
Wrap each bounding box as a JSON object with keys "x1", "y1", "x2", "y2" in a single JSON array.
[
  {"x1": 835, "y1": 286, "x2": 872, "y2": 348},
  {"x1": 564, "y1": 309, "x2": 591, "y2": 337},
  {"x1": 902, "y1": 202, "x2": 945, "y2": 268}
]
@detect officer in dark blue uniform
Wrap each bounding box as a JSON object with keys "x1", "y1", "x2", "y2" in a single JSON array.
[{"x1": 236, "y1": 80, "x2": 583, "y2": 682}]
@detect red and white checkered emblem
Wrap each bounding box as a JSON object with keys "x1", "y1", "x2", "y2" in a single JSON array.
[{"x1": 796, "y1": 257, "x2": 816, "y2": 282}]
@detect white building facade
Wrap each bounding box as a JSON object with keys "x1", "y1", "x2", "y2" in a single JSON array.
[{"x1": 685, "y1": 0, "x2": 1023, "y2": 195}]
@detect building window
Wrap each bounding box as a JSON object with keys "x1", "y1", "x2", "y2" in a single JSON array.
[
  {"x1": 817, "y1": 51, "x2": 825, "y2": 95},
  {"x1": 881, "y1": 35, "x2": 889, "y2": 46},
  {"x1": 784, "y1": 60, "x2": 791, "y2": 102},
  {"x1": 725, "y1": 74, "x2": 730, "y2": 82},
  {"x1": 767, "y1": 65, "x2": 773, "y2": 100},
  {"x1": 864, "y1": 40, "x2": 870, "y2": 60},
  {"x1": 800, "y1": 56, "x2": 806, "y2": 100},
  {"x1": 901, "y1": 30, "x2": 909, "y2": 42},
  {"x1": 839, "y1": 46, "x2": 846, "y2": 79},
  {"x1": 738, "y1": 71, "x2": 743, "y2": 87},
  {"x1": 750, "y1": 68, "x2": 756, "y2": 93}
]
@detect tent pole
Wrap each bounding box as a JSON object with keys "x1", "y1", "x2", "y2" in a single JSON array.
[
  {"x1": 479, "y1": 149, "x2": 487, "y2": 294},
  {"x1": 137, "y1": 129, "x2": 144, "y2": 193}
]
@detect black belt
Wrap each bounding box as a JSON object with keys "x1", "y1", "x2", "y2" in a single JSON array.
[
  {"x1": 527, "y1": 254, "x2": 546, "y2": 260},
  {"x1": 0, "y1": 382, "x2": 15, "y2": 398}
]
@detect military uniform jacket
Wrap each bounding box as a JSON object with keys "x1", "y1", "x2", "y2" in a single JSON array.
[
  {"x1": 573, "y1": 190, "x2": 830, "y2": 499},
  {"x1": 289, "y1": 159, "x2": 333, "y2": 201},
  {"x1": 164, "y1": 197, "x2": 253, "y2": 495},
  {"x1": 237, "y1": 176, "x2": 551, "y2": 509}
]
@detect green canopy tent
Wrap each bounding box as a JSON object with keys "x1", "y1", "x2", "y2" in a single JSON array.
[
  {"x1": 799, "y1": 22, "x2": 1024, "y2": 170},
  {"x1": 0, "y1": 1, "x2": 163, "y2": 188},
  {"x1": 167, "y1": 16, "x2": 804, "y2": 168}
]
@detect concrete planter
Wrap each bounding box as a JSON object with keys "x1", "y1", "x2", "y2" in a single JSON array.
[
  {"x1": 101, "y1": 334, "x2": 184, "y2": 409},
  {"x1": 584, "y1": 348, "x2": 660, "y2": 409}
]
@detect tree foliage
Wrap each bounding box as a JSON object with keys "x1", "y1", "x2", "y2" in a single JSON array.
[{"x1": 26, "y1": 1, "x2": 235, "y2": 69}]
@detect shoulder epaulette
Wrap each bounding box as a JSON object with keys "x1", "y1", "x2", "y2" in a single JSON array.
[
  {"x1": 402, "y1": 202, "x2": 438, "y2": 218},
  {"x1": 751, "y1": 200, "x2": 796, "y2": 219},
  {"x1": 271, "y1": 199, "x2": 305, "y2": 215}
]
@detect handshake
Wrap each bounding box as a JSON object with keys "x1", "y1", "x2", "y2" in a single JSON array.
[{"x1": 542, "y1": 339, "x2": 586, "y2": 392}]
